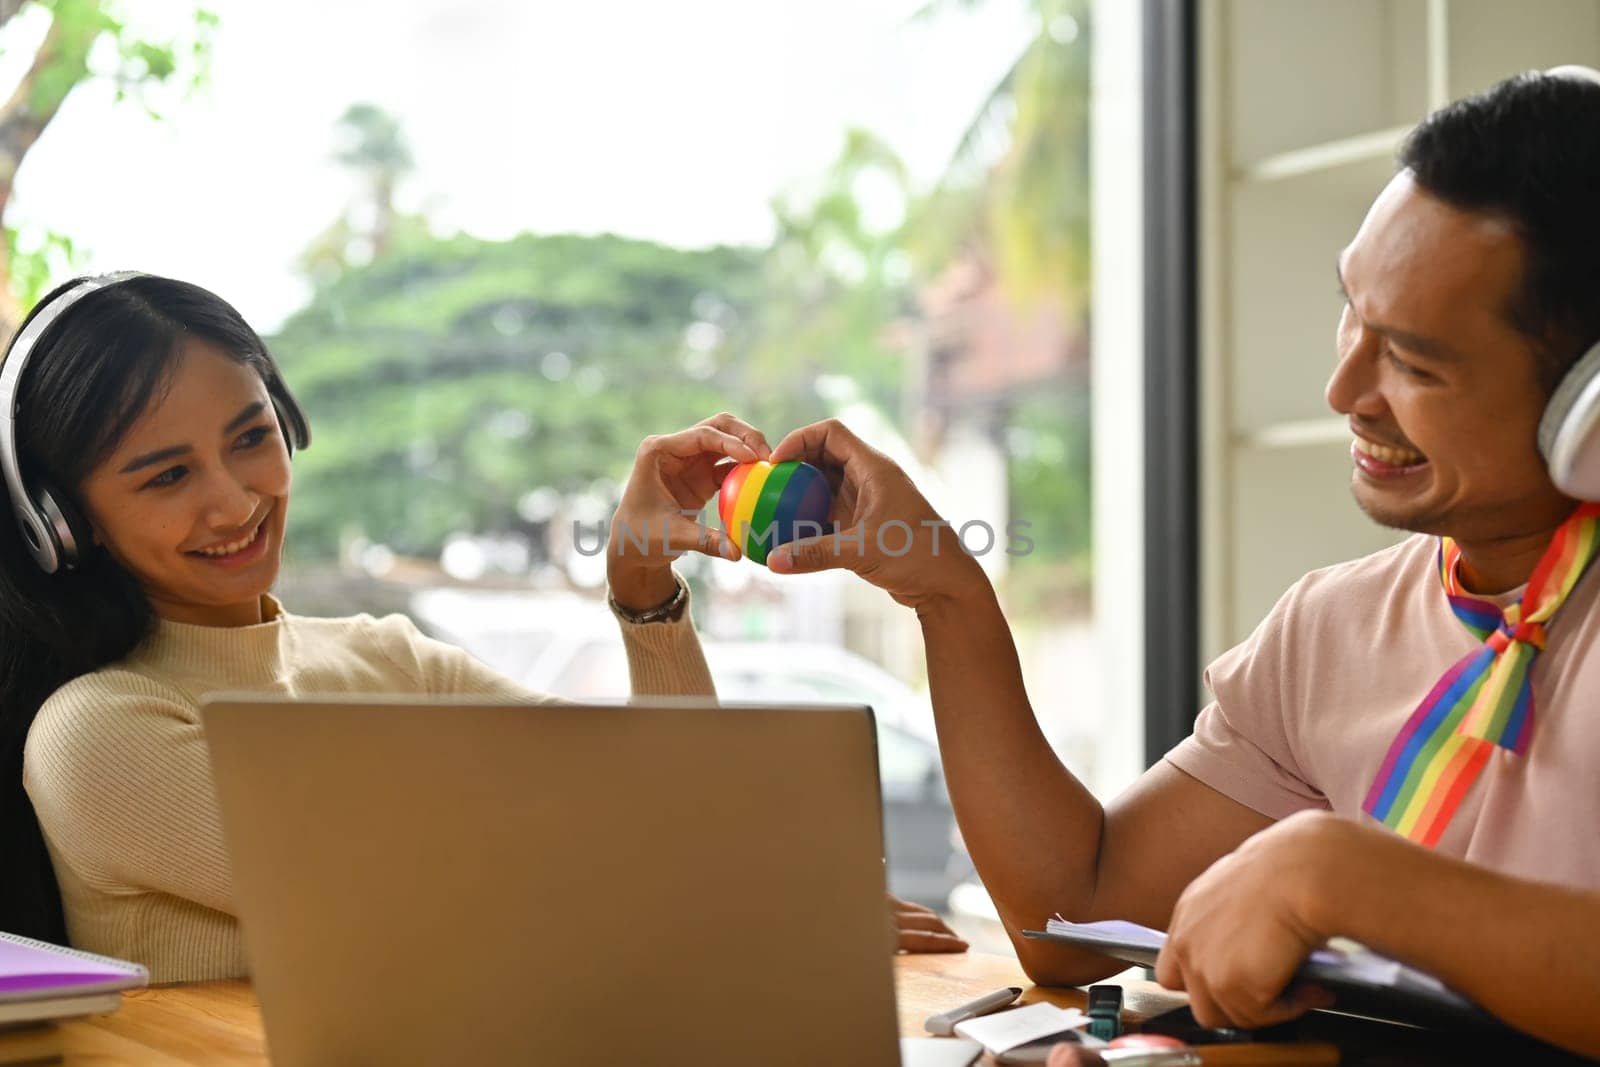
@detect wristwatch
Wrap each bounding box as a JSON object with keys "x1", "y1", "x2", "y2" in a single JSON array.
[{"x1": 607, "y1": 572, "x2": 689, "y2": 625}]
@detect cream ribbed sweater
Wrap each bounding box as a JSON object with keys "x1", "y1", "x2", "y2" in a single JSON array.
[{"x1": 22, "y1": 590, "x2": 714, "y2": 984}]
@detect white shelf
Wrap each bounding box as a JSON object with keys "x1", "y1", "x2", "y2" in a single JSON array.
[
  {"x1": 1236, "y1": 125, "x2": 1412, "y2": 184},
  {"x1": 1236, "y1": 417, "x2": 1349, "y2": 450}
]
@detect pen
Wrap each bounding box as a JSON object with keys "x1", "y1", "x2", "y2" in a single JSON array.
[
  {"x1": 1092, "y1": 1043, "x2": 1340, "y2": 1066},
  {"x1": 924, "y1": 986, "x2": 1025, "y2": 1035}
]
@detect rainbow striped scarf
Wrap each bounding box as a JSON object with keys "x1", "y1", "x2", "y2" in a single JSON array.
[{"x1": 1363, "y1": 503, "x2": 1600, "y2": 846}]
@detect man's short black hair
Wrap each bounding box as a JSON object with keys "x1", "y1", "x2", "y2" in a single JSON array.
[{"x1": 1399, "y1": 70, "x2": 1600, "y2": 392}]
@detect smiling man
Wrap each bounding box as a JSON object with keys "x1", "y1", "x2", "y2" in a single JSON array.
[
  {"x1": 762, "y1": 69, "x2": 1600, "y2": 1058},
  {"x1": 1329, "y1": 173, "x2": 1583, "y2": 590}
]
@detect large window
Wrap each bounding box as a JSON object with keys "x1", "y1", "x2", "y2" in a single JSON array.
[{"x1": 2, "y1": 0, "x2": 1145, "y2": 951}]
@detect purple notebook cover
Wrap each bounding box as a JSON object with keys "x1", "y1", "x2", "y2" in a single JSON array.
[{"x1": 0, "y1": 938, "x2": 145, "y2": 999}]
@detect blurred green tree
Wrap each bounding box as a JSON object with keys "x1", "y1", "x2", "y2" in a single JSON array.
[
  {"x1": 301, "y1": 103, "x2": 424, "y2": 285},
  {"x1": 278, "y1": 107, "x2": 764, "y2": 563},
  {"x1": 272, "y1": 231, "x2": 763, "y2": 562},
  {"x1": 331, "y1": 103, "x2": 414, "y2": 261},
  {"x1": 741, "y1": 127, "x2": 917, "y2": 438},
  {"x1": 908, "y1": 0, "x2": 1090, "y2": 308},
  {"x1": 0, "y1": 0, "x2": 216, "y2": 333},
  {"x1": 1004, "y1": 380, "x2": 1090, "y2": 578},
  {"x1": 904, "y1": 0, "x2": 1094, "y2": 584}
]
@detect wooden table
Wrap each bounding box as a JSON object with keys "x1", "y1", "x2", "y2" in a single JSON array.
[
  {"x1": 56, "y1": 952, "x2": 1174, "y2": 1065},
  {"x1": 59, "y1": 980, "x2": 263, "y2": 1065},
  {"x1": 56, "y1": 952, "x2": 1576, "y2": 1065}
]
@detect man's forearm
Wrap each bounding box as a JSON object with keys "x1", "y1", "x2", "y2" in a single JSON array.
[
  {"x1": 918, "y1": 579, "x2": 1112, "y2": 979},
  {"x1": 1322, "y1": 824, "x2": 1600, "y2": 1058}
]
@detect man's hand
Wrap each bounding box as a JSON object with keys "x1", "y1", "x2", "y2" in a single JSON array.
[
  {"x1": 608, "y1": 413, "x2": 770, "y2": 611},
  {"x1": 766, "y1": 418, "x2": 989, "y2": 613},
  {"x1": 1153, "y1": 810, "x2": 1345, "y2": 1028},
  {"x1": 889, "y1": 893, "x2": 969, "y2": 954}
]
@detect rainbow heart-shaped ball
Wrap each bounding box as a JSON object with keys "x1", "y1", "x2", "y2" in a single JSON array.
[{"x1": 717, "y1": 460, "x2": 832, "y2": 565}]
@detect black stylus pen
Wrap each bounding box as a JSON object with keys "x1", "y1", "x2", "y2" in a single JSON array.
[{"x1": 924, "y1": 986, "x2": 1024, "y2": 1035}]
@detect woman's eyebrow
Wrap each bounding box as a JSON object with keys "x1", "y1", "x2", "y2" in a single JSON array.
[
  {"x1": 223, "y1": 401, "x2": 266, "y2": 434},
  {"x1": 118, "y1": 402, "x2": 267, "y2": 475},
  {"x1": 120, "y1": 444, "x2": 189, "y2": 475}
]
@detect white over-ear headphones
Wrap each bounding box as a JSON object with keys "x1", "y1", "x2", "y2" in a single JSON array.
[
  {"x1": 0, "y1": 273, "x2": 144, "y2": 574},
  {"x1": 1541, "y1": 338, "x2": 1600, "y2": 499},
  {"x1": 1535, "y1": 65, "x2": 1600, "y2": 499}
]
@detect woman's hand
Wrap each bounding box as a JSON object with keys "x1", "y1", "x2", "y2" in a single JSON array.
[
  {"x1": 890, "y1": 893, "x2": 969, "y2": 954},
  {"x1": 608, "y1": 413, "x2": 771, "y2": 611},
  {"x1": 765, "y1": 418, "x2": 990, "y2": 614}
]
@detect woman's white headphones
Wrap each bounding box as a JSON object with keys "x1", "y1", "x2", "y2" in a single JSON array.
[
  {"x1": 1536, "y1": 64, "x2": 1600, "y2": 500},
  {"x1": 0, "y1": 274, "x2": 143, "y2": 574}
]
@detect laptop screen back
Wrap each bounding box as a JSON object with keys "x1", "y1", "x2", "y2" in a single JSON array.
[{"x1": 202, "y1": 697, "x2": 900, "y2": 1066}]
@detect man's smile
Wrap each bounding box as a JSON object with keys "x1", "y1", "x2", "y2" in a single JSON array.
[
  {"x1": 1351, "y1": 433, "x2": 1425, "y2": 467},
  {"x1": 1351, "y1": 434, "x2": 1429, "y2": 479}
]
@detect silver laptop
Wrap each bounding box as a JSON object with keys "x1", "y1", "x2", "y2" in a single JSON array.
[{"x1": 202, "y1": 696, "x2": 905, "y2": 1066}]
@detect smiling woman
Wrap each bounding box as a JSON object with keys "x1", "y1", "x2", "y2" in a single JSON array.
[
  {"x1": 0, "y1": 274, "x2": 740, "y2": 979},
  {"x1": 0, "y1": 274, "x2": 314, "y2": 951}
]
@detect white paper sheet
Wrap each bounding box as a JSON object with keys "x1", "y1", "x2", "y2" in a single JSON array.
[{"x1": 953, "y1": 1002, "x2": 1088, "y2": 1054}]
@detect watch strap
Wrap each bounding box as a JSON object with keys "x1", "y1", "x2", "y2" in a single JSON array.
[{"x1": 607, "y1": 572, "x2": 689, "y2": 625}]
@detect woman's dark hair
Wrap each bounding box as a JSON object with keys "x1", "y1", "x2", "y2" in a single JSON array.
[
  {"x1": 1399, "y1": 70, "x2": 1600, "y2": 391},
  {"x1": 0, "y1": 275, "x2": 309, "y2": 942}
]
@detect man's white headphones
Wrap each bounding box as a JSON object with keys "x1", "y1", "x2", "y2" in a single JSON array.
[
  {"x1": 1535, "y1": 65, "x2": 1600, "y2": 500},
  {"x1": 1541, "y1": 340, "x2": 1600, "y2": 500},
  {"x1": 0, "y1": 273, "x2": 305, "y2": 575}
]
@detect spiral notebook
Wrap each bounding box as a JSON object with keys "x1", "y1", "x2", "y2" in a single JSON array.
[
  {"x1": 0, "y1": 932, "x2": 146, "y2": 1003},
  {"x1": 1023, "y1": 917, "x2": 1495, "y2": 1031}
]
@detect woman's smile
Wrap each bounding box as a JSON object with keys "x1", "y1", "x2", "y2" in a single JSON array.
[{"x1": 184, "y1": 509, "x2": 272, "y2": 569}]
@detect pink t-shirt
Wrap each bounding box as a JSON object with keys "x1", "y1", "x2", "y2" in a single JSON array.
[{"x1": 1165, "y1": 533, "x2": 1600, "y2": 890}]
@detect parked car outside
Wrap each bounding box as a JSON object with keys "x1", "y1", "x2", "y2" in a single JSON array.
[{"x1": 410, "y1": 588, "x2": 969, "y2": 906}]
